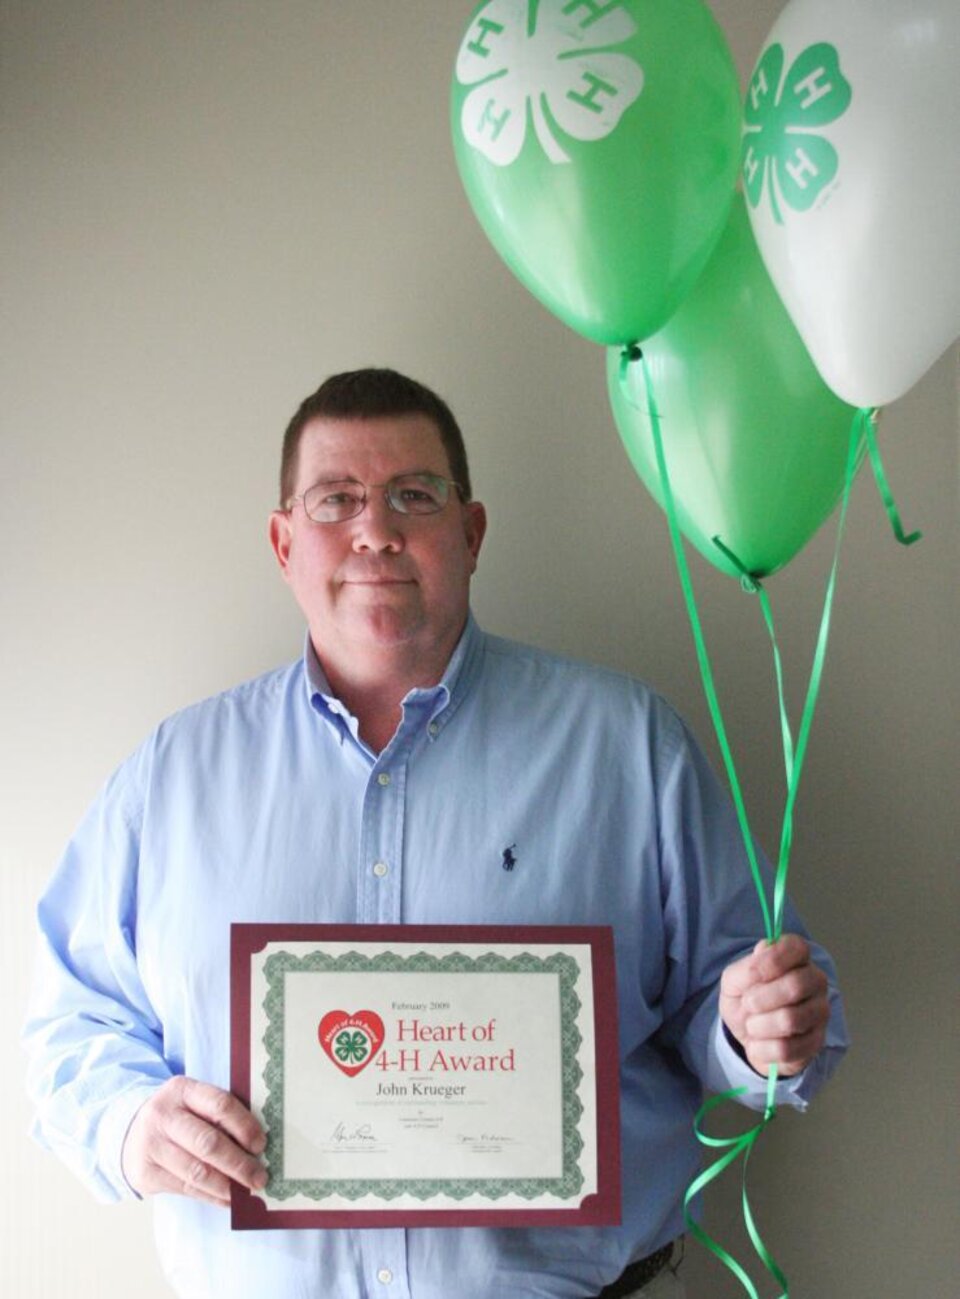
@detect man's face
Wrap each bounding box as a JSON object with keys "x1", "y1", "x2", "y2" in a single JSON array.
[{"x1": 269, "y1": 414, "x2": 486, "y2": 679}]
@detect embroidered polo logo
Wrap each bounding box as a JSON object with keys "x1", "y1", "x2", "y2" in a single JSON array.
[{"x1": 501, "y1": 844, "x2": 518, "y2": 871}]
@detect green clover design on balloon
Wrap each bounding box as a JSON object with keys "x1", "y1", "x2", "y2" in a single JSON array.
[
  {"x1": 455, "y1": 0, "x2": 644, "y2": 166},
  {"x1": 742, "y1": 42, "x2": 852, "y2": 224},
  {"x1": 334, "y1": 1030, "x2": 370, "y2": 1065}
]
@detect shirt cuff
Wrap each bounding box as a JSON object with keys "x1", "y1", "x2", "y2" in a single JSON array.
[{"x1": 709, "y1": 1018, "x2": 824, "y2": 1112}]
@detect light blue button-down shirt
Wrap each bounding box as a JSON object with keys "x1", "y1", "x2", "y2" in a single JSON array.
[{"x1": 25, "y1": 617, "x2": 847, "y2": 1299}]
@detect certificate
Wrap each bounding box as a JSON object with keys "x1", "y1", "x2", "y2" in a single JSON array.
[{"x1": 230, "y1": 924, "x2": 620, "y2": 1228}]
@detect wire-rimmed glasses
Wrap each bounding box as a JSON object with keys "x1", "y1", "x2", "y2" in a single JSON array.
[{"x1": 286, "y1": 472, "x2": 463, "y2": 523}]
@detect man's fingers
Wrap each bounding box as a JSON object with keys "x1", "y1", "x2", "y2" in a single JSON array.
[
  {"x1": 743, "y1": 994, "x2": 828, "y2": 1042},
  {"x1": 166, "y1": 1104, "x2": 268, "y2": 1193},
  {"x1": 744, "y1": 1026, "x2": 827, "y2": 1075},
  {"x1": 720, "y1": 935, "x2": 830, "y2": 1078},
  {"x1": 139, "y1": 1154, "x2": 233, "y2": 1207},
  {"x1": 742, "y1": 962, "x2": 828, "y2": 1017},
  {"x1": 180, "y1": 1078, "x2": 266, "y2": 1155},
  {"x1": 122, "y1": 1076, "x2": 268, "y2": 1202},
  {"x1": 718, "y1": 946, "x2": 761, "y2": 999},
  {"x1": 721, "y1": 935, "x2": 814, "y2": 999},
  {"x1": 753, "y1": 933, "x2": 810, "y2": 975}
]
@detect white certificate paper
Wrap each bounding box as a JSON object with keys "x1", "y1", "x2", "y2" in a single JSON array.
[{"x1": 231, "y1": 924, "x2": 620, "y2": 1228}]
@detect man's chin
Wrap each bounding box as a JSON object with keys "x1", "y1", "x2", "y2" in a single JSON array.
[{"x1": 342, "y1": 607, "x2": 426, "y2": 649}]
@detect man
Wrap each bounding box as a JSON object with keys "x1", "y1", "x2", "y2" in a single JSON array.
[{"x1": 25, "y1": 368, "x2": 847, "y2": 1299}]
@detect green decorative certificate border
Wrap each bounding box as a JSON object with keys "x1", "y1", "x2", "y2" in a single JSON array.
[{"x1": 261, "y1": 947, "x2": 585, "y2": 1204}]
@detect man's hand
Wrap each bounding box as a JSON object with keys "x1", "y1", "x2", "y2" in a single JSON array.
[
  {"x1": 121, "y1": 1076, "x2": 268, "y2": 1206},
  {"x1": 719, "y1": 934, "x2": 830, "y2": 1077}
]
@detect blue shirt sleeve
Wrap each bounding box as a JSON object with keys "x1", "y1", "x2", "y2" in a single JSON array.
[{"x1": 23, "y1": 747, "x2": 173, "y2": 1201}]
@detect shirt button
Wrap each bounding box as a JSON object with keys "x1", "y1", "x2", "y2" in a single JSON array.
[
  {"x1": 377, "y1": 772, "x2": 391, "y2": 787},
  {"x1": 372, "y1": 861, "x2": 389, "y2": 879},
  {"x1": 377, "y1": 1269, "x2": 393, "y2": 1285}
]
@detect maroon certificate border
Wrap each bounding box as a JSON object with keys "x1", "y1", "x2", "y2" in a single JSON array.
[{"x1": 230, "y1": 923, "x2": 620, "y2": 1230}]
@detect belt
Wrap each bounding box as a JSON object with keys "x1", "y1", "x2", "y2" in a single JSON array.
[{"x1": 595, "y1": 1242, "x2": 675, "y2": 1298}]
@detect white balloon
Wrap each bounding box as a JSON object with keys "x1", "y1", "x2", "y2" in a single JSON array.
[{"x1": 742, "y1": 0, "x2": 960, "y2": 407}]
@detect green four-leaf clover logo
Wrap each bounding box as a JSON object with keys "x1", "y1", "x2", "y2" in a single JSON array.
[
  {"x1": 743, "y1": 42, "x2": 852, "y2": 223},
  {"x1": 334, "y1": 1030, "x2": 370, "y2": 1064},
  {"x1": 456, "y1": 0, "x2": 644, "y2": 166}
]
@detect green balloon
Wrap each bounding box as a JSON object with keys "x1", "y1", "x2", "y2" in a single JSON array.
[
  {"x1": 607, "y1": 196, "x2": 861, "y2": 579},
  {"x1": 451, "y1": 0, "x2": 741, "y2": 345}
]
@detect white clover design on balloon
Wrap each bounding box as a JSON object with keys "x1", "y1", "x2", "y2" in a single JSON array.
[{"x1": 456, "y1": 0, "x2": 644, "y2": 166}]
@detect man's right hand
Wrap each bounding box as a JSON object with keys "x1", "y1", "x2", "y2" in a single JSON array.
[{"x1": 121, "y1": 1076, "x2": 268, "y2": 1206}]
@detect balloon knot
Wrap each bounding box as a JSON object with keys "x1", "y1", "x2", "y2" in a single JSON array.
[{"x1": 712, "y1": 535, "x2": 762, "y2": 592}]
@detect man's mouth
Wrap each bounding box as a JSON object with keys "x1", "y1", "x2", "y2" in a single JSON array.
[{"x1": 341, "y1": 575, "x2": 416, "y2": 589}]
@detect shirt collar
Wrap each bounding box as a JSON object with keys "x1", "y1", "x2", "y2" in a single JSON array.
[{"x1": 302, "y1": 612, "x2": 483, "y2": 741}]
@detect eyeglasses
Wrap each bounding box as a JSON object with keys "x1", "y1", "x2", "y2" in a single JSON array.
[{"x1": 286, "y1": 472, "x2": 464, "y2": 524}]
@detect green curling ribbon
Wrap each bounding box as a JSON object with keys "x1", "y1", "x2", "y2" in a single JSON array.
[
  {"x1": 683, "y1": 1087, "x2": 786, "y2": 1299},
  {"x1": 620, "y1": 348, "x2": 869, "y2": 1296},
  {"x1": 617, "y1": 345, "x2": 774, "y2": 939},
  {"x1": 863, "y1": 410, "x2": 922, "y2": 546},
  {"x1": 711, "y1": 540, "x2": 795, "y2": 789},
  {"x1": 710, "y1": 392, "x2": 862, "y2": 949}
]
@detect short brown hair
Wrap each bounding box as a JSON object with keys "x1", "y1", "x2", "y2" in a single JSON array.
[{"x1": 279, "y1": 368, "x2": 472, "y2": 505}]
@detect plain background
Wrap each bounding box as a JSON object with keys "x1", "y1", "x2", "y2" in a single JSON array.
[{"x1": 3, "y1": 2, "x2": 957, "y2": 1295}]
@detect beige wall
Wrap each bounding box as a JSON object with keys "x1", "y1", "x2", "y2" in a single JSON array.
[{"x1": 3, "y1": 3, "x2": 957, "y2": 1295}]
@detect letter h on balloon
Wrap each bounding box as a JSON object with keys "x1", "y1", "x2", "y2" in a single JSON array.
[
  {"x1": 742, "y1": 145, "x2": 762, "y2": 190},
  {"x1": 748, "y1": 65, "x2": 770, "y2": 114},
  {"x1": 792, "y1": 65, "x2": 835, "y2": 111},
  {"x1": 468, "y1": 18, "x2": 504, "y2": 60},
  {"x1": 478, "y1": 98, "x2": 511, "y2": 143},
  {"x1": 567, "y1": 72, "x2": 620, "y2": 114},
  {"x1": 784, "y1": 145, "x2": 821, "y2": 192},
  {"x1": 563, "y1": 0, "x2": 626, "y2": 28}
]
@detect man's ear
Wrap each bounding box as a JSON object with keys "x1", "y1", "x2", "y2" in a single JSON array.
[
  {"x1": 463, "y1": 501, "x2": 487, "y2": 572},
  {"x1": 268, "y1": 510, "x2": 293, "y2": 578}
]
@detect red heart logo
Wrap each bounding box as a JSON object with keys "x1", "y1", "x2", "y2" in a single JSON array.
[{"x1": 318, "y1": 1009, "x2": 386, "y2": 1077}]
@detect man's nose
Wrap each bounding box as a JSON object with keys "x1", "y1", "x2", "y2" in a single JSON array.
[{"x1": 350, "y1": 492, "x2": 405, "y2": 553}]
